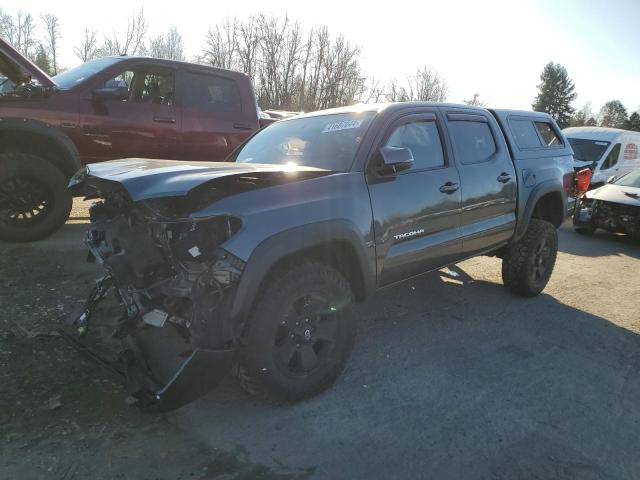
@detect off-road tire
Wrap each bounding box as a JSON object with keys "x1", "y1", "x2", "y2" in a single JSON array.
[
  {"x1": 0, "y1": 153, "x2": 72, "y2": 242},
  {"x1": 501, "y1": 219, "x2": 558, "y2": 297},
  {"x1": 237, "y1": 260, "x2": 356, "y2": 402}
]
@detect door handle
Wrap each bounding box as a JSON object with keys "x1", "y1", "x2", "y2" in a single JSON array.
[
  {"x1": 497, "y1": 172, "x2": 512, "y2": 183},
  {"x1": 233, "y1": 122, "x2": 254, "y2": 131},
  {"x1": 439, "y1": 182, "x2": 459, "y2": 194},
  {"x1": 153, "y1": 116, "x2": 176, "y2": 124}
]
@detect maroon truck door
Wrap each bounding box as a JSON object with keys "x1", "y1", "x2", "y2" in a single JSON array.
[
  {"x1": 78, "y1": 64, "x2": 181, "y2": 163},
  {"x1": 176, "y1": 69, "x2": 258, "y2": 161}
]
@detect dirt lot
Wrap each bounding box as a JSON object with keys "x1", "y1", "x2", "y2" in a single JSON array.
[{"x1": 1, "y1": 199, "x2": 639, "y2": 479}]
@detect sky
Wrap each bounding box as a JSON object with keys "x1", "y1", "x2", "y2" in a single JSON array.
[{"x1": 10, "y1": 0, "x2": 640, "y2": 114}]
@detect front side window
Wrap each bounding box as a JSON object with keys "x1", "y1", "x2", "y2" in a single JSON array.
[
  {"x1": 449, "y1": 120, "x2": 496, "y2": 164},
  {"x1": 534, "y1": 121, "x2": 562, "y2": 146},
  {"x1": 103, "y1": 68, "x2": 174, "y2": 105},
  {"x1": 232, "y1": 112, "x2": 375, "y2": 171},
  {"x1": 181, "y1": 72, "x2": 242, "y2": 113},
  {"x1": 602, "y1": 143, "x2": 621, "y2": 169},
  {"x1": 385, "y1": 121, "x2": 444, "y2": 170}
]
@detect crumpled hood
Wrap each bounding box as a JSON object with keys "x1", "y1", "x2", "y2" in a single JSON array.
[
  {"x1": 586, "y1": 183, "x2": 640, "y2": 207},
  {"x1": 0, "y1": 37, "x2": 55, "y2": 88},
  {"x1": 70, "y1": 158, "x2": 333, "y2": 201}
]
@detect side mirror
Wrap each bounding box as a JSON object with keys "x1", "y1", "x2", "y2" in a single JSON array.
[
  {"x1": 606, "y1": 175, "x2": 617, "y2": 184},
  {"x1": 92, "y1": 86, "x2": 128, "y2": 101},
  {"x1": 378, "y1": 146, "x2": 414, "y2": 174}
]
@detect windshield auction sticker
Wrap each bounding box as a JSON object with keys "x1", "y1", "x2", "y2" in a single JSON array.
[{"x1": 322, "y1": 119, "x2": 364, "y2": 133}]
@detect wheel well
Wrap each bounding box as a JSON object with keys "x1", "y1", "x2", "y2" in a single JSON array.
[
  {"x1": 0, "y1": 129, "x2": 78, "y2": 177},
  {"x1": 531, "y1": 191, "x2": 564, "y2": 228},
  {"x1": 260, "y1": 240, "x2": 367, "y2": 303}
]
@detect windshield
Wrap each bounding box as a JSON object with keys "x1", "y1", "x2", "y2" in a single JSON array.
[
  {"x1": 568, "y1": 138, "x2": 610, "y2": 162},
  {"x1": 232, "y1": 111, "x2": 376, "y2": 171},
  {"x1": 614, "y1": 169, "x2": 640, "y2": 188},
  {"x1": 52, "y1": 57, "x2": 123, "y2": 89}
]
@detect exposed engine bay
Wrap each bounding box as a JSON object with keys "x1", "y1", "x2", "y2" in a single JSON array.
[
  {"x1": 574, "y1": 197, "x2": 640, "y2": 237},
  {"x1": 75, "y1": 191, "x2": 245, "y2": 411}
]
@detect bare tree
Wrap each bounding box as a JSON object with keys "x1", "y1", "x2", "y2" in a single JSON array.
[
  {"x1": 201, "y1": 18, "x2": 238, "y2": 70},
  {"x1": 199, "y1": 15, "x2": 366, "y2": 112},
  {"x1": 406, "y1": 66, "x2": 448, "y2": 102},
  {"x1": 41, "y1": 13, "x2": 61, "y2": 74},
  {"x1": 147, "y1": 26, "x2": 185, "y2": 60},
  {"x1": 98, "y1": 9, "x2": 148, "y2": 56},
  {"x1": 74, "y1": 28, "x2": 99, "y2": 62},
  {"x1": 385, "y1": 79, "x2": 409, "y2": 102},
  {"x1": 0, "y1": 10, "x2": 37, "y2": 59},
  {"x1": 463, "y1": 92, "x2": 486, "y2": 107}
]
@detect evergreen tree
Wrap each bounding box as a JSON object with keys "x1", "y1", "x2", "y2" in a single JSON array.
[
  {"x1": 585, "y1": 117, "x2": 597, "y2": 126},
  {"x1": 570, "y1": 102, "x2": 593, "y2": 127},
  {"x1": 33, "y1": 43, "x2": 52, "y2": 76},
  {"x1": 626, "y1": 111, "x2": 640, "y2": 132},
  {"x1": 532, "y1": 62, "x2": 577, "y2": 128},
  {"x1": 598, "y1": 100, "x2": 628, "y2": 128}
]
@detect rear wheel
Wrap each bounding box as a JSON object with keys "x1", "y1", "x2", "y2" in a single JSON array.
[
  {"x1": 0, "y1": 153, "x2": 72, "y2": 242},
  {"x1": 501, "y1": 219, "x2": 558, "y2": 297},
  {"x1": 237, "y1": 260, "x2": 356, "y2": 402}
]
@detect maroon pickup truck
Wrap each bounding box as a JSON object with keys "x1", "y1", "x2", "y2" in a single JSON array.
[{"x1": 0, "y1": 38, "x2": 268, "y2": 242}]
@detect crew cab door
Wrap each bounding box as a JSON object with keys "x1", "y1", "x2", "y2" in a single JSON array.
[
  {"x1": 444, "y1": 111, "x2": 517, "y2": 254},
  {"x1": 78, "y1": 64, "x2": 181, "y2": 162},
  {"x1": 176, "y1": 69, "x2": 259, "y2": 161},
  {"x1": 367, "y1": 112, "x2": 463, "y2": 286}
]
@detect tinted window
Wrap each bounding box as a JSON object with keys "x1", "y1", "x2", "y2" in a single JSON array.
[
  {"x1": 385, "y1": 121, "x2": 444, "y2": 170},
  {"x1": 535, "y1": 122, "x2": 562, "y2": 146},
  {"x1": 602, "y1": 144, "x2": 621, "y2": 169},
  {"x1": 448, "y1": 120, "x2": 496, "y2": 164},
  {"x1": 510, "y1": 119, "x2": 542, "y2": 149},
  {"x1": 182, "y1": 72, "x2": 241, "y2": 113}
]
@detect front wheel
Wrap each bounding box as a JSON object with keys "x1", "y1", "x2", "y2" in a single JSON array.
[
  {"x1": 501, "y1": 219, "x2": 558, "y2": 297},
  {"x1": 0, "y1": 153, "x2": 72, "y2": 242},
  {"x1": 237, "y1": 260, "x2": 356, "y2": 402}
]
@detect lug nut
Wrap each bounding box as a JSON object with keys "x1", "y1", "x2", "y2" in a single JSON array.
[
  {"x1": 290, "y1": 333, "x2": 295, "y2": 339},
  {"x1": 296, "y1": 344, "x2": 300, "y2": 348}
]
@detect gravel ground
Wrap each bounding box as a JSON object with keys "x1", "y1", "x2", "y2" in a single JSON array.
[{"x1": 1, "y1": 199, "x2": 639, "y2": 479}]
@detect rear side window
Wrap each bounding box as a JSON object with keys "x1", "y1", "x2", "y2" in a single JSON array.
[
  {"x1": 534, "y1": 122, "x2": 562, "y2": 146},
  {"x1": 385, "y1": 121, "x2": 444, "y2": 170},
  {"x1": 181, "y1": 72, "x2": 242, "y2": 113},
  {"x1": 510, "y1": 120, "x2": 542, "y2": 149},
  {"x1": 448, "y1": 120, "x2": 496, "y2": 164}
]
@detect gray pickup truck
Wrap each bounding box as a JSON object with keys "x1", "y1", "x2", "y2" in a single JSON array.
[{"x1": 69, "y1": 102, "x2": 576, "y2": 410}]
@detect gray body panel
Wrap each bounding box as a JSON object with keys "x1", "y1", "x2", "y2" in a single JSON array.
[{"x1": 76, "y1": 102, "x2": 573, "y2": 313}]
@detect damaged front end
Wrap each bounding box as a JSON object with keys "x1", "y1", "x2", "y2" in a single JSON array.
[{"x1": 76, "y1": 189, "x2": 245, "y2": 412}]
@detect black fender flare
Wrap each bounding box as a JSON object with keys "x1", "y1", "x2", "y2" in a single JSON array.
[
  {"x1": 0, "y1": 117, "x2": 81, "y2": 176},
  {"x1": 229, "y1": 220, "x2": 375, "y2": 327},
  {"x1": 515, "y1": 180, "x2": 567, "y2": 240}
]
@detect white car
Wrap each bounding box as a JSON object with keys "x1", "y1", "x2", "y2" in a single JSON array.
[
  {"x1": 573, "y1": 168, "x2": 640, "y2": 238},
  {"x1": 564, "y1": 127, "x2": 640, "y2": 186}
]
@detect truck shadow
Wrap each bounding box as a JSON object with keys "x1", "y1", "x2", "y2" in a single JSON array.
[
  {"x1": 558, "y1": 225, "x2": 639, "y2": 259},
  {"x1": 178, "y1": 263, "x2": 640, "y2": 479}
]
